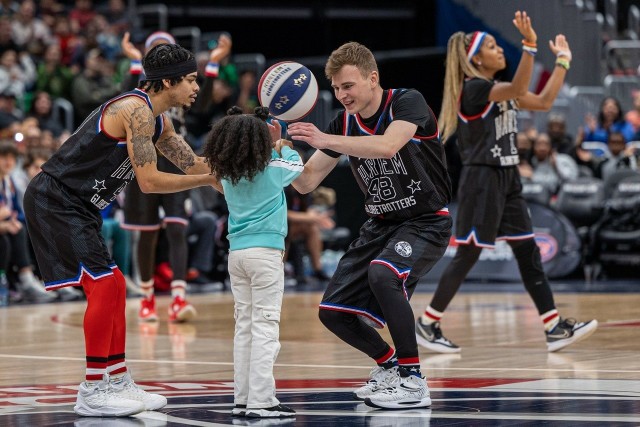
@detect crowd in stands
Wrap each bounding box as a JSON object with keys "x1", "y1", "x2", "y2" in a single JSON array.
[{"x1": 1, "y1": 1, "x2": 639, "y2": 306}]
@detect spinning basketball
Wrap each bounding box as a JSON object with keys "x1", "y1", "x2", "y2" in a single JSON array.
[{"x1": 258, "y1": 61, "x2": 318, "y2": 122}]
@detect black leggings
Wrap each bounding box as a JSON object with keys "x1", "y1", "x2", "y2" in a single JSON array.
[
  {"x1": 319, "y1": 263, "x2": 419, "y2": 360},
  {"x1": 137, "y1": 223, "x2": 188, "y2": 282},
  {"x1": 430, "y1": 238, "x2": 556, "y2": 315}
]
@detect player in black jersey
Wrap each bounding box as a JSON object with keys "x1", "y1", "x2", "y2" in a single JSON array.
[
  {"x1": 415, "y1": 11, "x2": 597, "y2": 355},
  {"x1": 288, "y1": 42, "x2": 451, "y2": 409},
  {"x1": 23, "y1": 43, "x2": 221, "y2": 417}
]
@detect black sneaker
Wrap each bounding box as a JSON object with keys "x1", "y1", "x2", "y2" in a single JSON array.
[
  {"x1": 231, "y1": 404, "x2": 246, "y2": 416},
  {"x1": 415, "y1": 318, "x2": 460, "y2": 353},
  {"x1": 546, "y1": 318, "x2": 598, "y2": 352},
  {"x1": 312, "y1": 269, "x2": 331, "y2": 281},
  {"x1": 245, "y1": 404, "x2": 296, "y2": 418}
]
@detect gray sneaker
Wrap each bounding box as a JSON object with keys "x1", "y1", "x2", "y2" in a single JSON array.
[
  {"x1": 364, "y1": 370, "x2": 432, "y2": 409},
  {"x1": 74, "y1": 374, "x2": 144, "y2": 417},
  {"x1": 415, "y1": 318, "x2": 460, "y2": 353},
  {"x1": 546, "y1": 318, "x2": 598, "y2": 352},
  {"x1": 353, "y1": 366, "x2": 399, "y2": 400}
]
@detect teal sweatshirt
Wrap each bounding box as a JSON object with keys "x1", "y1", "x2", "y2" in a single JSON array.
[{"x1": 222, "y1": 146, "x2": 304, "y2": 251}]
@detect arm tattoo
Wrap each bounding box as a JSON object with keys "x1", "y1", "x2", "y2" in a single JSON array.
[
  {"x1": 129, "y1": 106, "x2": 157, "y2": 167},
  {"x1": 157, "y1": 134, "x2": 197, "y2": 172}
]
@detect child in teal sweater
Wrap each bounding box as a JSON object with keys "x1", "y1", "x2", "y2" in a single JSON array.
[{"x1": 203, "y1": 106, "x2": 303, "y2": 418}]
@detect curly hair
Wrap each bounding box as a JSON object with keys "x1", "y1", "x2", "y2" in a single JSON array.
[
  {"x1": 138, "y1": 43, "x2": 194, "y2": 93},
  {"x1": 203, "y1": 106, "x2": 273, "y2": 185}
]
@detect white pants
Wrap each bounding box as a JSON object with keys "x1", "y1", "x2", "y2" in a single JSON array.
[{"x1": 228, "y1": 247, "x2": 284, "y2": 409}]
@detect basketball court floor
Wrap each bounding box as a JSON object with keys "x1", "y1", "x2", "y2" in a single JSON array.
[{"x1": 1, "y1": 279, "x2": 639, "y2": 426}]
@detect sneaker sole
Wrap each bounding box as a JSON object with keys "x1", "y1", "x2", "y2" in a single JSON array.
[
  {"x1": 139, "y1": 315, "x2": 159, "y2": 322},
  {"x1": 547, "y1": 319, "x2": 598, "y2": 352},
  {"x1": 74, "y1": 401, "x2": 145, "y2": 417},
  {"x1": 171, "y1": 306, "x2": 197, "y2": 322},
  {"x1": 364, "y1": 396, "x2": 432, "y2": 409},
  {"x1": 416, "y1": 334, "x2": 461, "y2": 354},
  {"x1": 245, "y1": 410, "x2": 296, "y2": 418}
]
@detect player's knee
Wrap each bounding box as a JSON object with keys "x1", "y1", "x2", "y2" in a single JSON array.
[
  {"x1": 165, "y1": 222, "x2": 187, "y2": 240},
  {"x1": 319, "y1": 308, "x2": 354, "y2": 331},
  {"x1": 368, "y1": 262, "x2": 402, "y2": 293}
]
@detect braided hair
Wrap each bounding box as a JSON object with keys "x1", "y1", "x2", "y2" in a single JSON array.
[
  {"x1": 139, "y1": 43, "x2": 195, "y2": 93},
  {"x1": 203, "y1": 106, "x2": 273, "y2": 185}
]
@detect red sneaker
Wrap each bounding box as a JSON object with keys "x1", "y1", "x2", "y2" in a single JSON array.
[
  {"x1": 139, "y1": 295, "x2": 158, "y2": 322},
  {"x1": 168, "y1": 296, "x2": 197, "y2": 322}
]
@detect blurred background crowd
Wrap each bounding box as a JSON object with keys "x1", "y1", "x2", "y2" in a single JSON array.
[{"x1": 1, "y1": 0, "x2": 639, "y2": 306}]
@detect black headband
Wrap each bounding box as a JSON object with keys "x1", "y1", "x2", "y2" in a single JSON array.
[{"x1": 144, "y1": 58, "x2": 198, "y2": 81}]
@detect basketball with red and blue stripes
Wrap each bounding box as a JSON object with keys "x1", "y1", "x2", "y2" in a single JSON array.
[{"x1": 258, "y1": 61, "x2": 318, "y2": 122}]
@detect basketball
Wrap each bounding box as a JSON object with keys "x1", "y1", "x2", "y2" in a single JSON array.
[{"x1": 258, "y1": 61, "x2": 319, "y2": 122}]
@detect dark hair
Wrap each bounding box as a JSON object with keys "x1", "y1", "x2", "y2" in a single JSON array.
[
  {"x1": 23, "y1": 148, "x2": 52, "y2": 169},
  {"x1": 202, "y1": 106, "x2": 272, "y2": 185},
  {"x1": 139, "y1": 43, "x2": 195, "y2": 93},
  {"x1": 0, "y1": 139, "x2": 18, "y2": 157},
  {"x1": 598, "y1": 96, "x2": 625, "y2": 126}
]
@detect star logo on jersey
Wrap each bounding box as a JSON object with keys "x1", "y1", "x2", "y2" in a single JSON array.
[
  {"x1": 407, "y1": 179, "x2": 421, "y2": 194},
  {"x1": 92, "y1": 180, "x2": 106, "y2": 192},
  {"x1": 490, "y1": 144, "x2": 502, "y2": 158}
]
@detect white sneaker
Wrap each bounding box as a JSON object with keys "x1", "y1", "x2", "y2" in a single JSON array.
[
  {"x1": 20, "y1": 280, "x2": 58, "y2": 303},
  {"x1": 365, "y1": 372, "x2": 432, "y2": 409},
  {"x1": 58, "y1": 286, "x2": 84, "y2": 301},
  {"x1": 74, "y1": 374, "x2": 145, "y2": 417},
  {"x1": 111, "y1": 371, "x2": 167, "y2": 410},
  {"x1": 353, "y1": 366, "x2": 399, "y2": 400}
]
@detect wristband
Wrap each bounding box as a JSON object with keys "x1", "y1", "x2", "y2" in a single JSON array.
[
  {"x1": 522, "y1": 45, "x2": 537, "y2": 56},
  {"x1": 205, "y1": 61, "x2": 219, "y2": 78},
  {"x1": 556, "y1": 50, "x2": 572, "y2": 61},
  {"x1": 129, "y1": 60, "x2": 142, "y2": 75},
  {"x1": 556, "y1": 58, "x2": 570, "y2": 70},
  {"x1": 522, "y1": 40, "x2": 537, "y2": 48}
]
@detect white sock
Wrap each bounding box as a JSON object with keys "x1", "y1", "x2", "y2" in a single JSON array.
[
  {"x1": 171, "y1": 280, "x2": 186, "y2": 299},
  {"x1": 140, "y1": 280, "x2": 154, "y2": 298}
]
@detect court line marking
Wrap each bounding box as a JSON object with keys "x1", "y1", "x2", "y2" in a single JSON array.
[{"x1": 2, "y1": 353, "x2": 640, "y2": 375}]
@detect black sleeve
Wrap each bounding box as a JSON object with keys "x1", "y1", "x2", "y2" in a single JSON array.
[
  {"x1": 392, "y1": 89, "x2": 435, "y2": 135},
  {"x1": 460, "y1": 78, "x2": 494, "y2": 117}
]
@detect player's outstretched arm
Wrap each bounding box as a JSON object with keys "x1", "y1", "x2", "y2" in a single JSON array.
[
  {"x1": 292, "y1": 149, "x2": 339, "y2": 194},
  {"x1": 118, "y1": 99, "x2": 217, "y2": 193}
]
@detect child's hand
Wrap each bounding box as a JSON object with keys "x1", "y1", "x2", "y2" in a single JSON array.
[
  {"x1": 274, "y1": 139, "x2": 293, "y2": 155},
  {"x1": 267, "y1": 119, "x2": 282, "y2": 142}
]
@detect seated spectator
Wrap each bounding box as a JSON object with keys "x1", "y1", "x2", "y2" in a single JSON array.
[
  {"x1": 70, "y1": 47, "x2": 120, "y2": 125},
  {"x1": 285, "y1": 184, "x2": 335, "y2": 282},
  {"x1": 625, "y1": 90, "x2": 640, "y2": 134},
  {"x1": 0, "y1": 139, "x2": 56, "y2": 303},
  {"x1": 28, "y1": 91, "x2": 65, "y2": 138},
  {"x1": 516, "y1": 131, "x2": 533, "y2": 182},
  {"x1": 35, "y1": 43, "x2": 75, "y2": 100},
  {"x1": 10, "y1": 0, "x2": 51, "y2": 54},
  {"x1": 0, "y1": 49, "x2": 36, "y2": 102},
  {"x1": 583, "y1": 96, "x2": 635, "y2": 144},
  {"x1": 546, "y1": 113, "x2": 574, "y2": 154},
  {"x1": 530, "y1": 132, "x2": 579, "y2": 195},
  {"x1": 596, "y1": 132, "x2": 638, "y2": 181}
]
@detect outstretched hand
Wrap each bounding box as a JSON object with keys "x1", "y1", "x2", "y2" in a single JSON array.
[
  {"x1": 121, "y1": 32, "x2": 142, "y2": 60},
  {"x1": 267, "y1": 118, "x2": 282, "y2": 142},
  {"x1": 512, "y1": 11, "x2": 537, "y2": 44},
  {"x1": 287, "y1": 122, "x2": 328, "y2": 149},
  {"x1": 549, "y1": 34, "x2": 572, "y2": 61},
  {"x1": 210, "y1": 34, "x2": 232, "y2": 63}
]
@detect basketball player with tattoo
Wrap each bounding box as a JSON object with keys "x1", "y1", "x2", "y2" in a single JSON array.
[
  {"x1": 288, "y1": 42, "x2": 451, "y2": 409},
  {"x1": 23, "y1": 44, "x2": 219, "y2": 417}
]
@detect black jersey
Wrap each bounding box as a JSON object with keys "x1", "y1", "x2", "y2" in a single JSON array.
[
  {"x1": 457, "y1": 78, "x2": 520, "y2": 167},
  {"x1": 41, "y1": 89, "x2": 164, "y2": 211},
  {"x1": 324, "y1": 89, "x2": 451, "y2": 221}
]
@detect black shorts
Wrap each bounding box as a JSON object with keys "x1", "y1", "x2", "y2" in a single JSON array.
[
  {"x1": 122, "y1": 157, "x2": 189, "y2": 230},
  {"x1": 454, "y1": 166, "x2": 534, "y2": 248},
  {"x1": 319, "y1": 212, "x2": 452, "y2": 328},
  {"x1": 23, "y1": 172, "x2": 115, "y2": 289}
]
